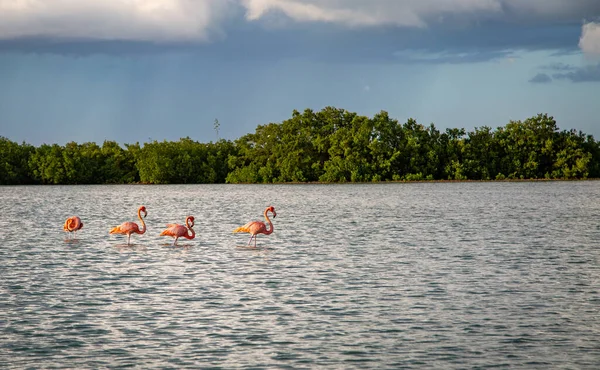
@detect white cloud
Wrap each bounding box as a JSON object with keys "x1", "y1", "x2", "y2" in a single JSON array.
[
  {"x1": 579, "y1": 22, "x2": 600, "y2": 55},
  {"x1": 0, "y1": 0, "x2": 235, "y2": 41}
]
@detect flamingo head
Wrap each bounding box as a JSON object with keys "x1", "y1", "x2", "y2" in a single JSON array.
[
  {"x1": 139, "y1": 206, "x2": 147, "y2": 218},
  {"x1": 187, "y1": 216, "x2": 195, "y2": 228},
  {"x1": 267, "y1": 205, "x2": 276, "y2": 218}
]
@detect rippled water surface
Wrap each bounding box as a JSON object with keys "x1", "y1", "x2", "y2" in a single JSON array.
[{"x1": 1, "y1": 182, "x2": 599, "y2": 369}]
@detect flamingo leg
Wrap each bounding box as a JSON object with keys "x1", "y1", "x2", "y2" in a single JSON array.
[
  {"x1": 247, "y1": 234, "x2": 255, "y2": 246},
  {"x1": 173, "y1": 237, "x2": 178, "y2": 246},
  {"x1": 127, "y1": 233, "x2": 131, "y2": 245}
]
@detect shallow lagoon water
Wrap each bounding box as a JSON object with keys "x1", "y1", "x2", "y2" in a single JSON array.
[{"x1": 1, "y1": 182, "x2": 599, "y2": 368}]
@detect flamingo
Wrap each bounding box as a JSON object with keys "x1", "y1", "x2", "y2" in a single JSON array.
[
  {"x1": 233, "y1": 206, "x2": 276, "y2": 248},
  {"x1": 109, "y1": 206, "x2": 147, "y2": 245},
  {"x1": 63, "y1": 216, "x2": 83, "y2": 239},
  {"x1": 159, "y1": 216, "x2": 196, "y2": 246}
]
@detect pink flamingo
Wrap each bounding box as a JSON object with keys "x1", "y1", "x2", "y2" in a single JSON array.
[
  {"x1": 63, "y1": 216, "x2": 83, "y2": 239},
  {"x1": 233, "y1": 206, "x2": 276, "y2": 248},
  {"x1": 109, "y1": 205, "x2": 147, "y2": 245},
  {"x1": 159, "y1": 216, "x2": 196, "y2": 246}
]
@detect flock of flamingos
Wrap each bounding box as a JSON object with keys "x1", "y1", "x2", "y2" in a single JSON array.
[{"x1": 62, "y1": 205, "x2": 277, "y2": 248}]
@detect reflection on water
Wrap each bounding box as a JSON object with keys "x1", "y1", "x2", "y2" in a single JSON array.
[
  {"x1": 1, "y1": 182, "x2": 599, "y2": 369},
  {"x1": 113, "y1": 243, "x2": 150, "y2": 252}
]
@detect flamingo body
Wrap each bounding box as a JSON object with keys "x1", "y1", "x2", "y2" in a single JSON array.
[
  {"x1": 160, "y1": 216, "x2": 195, "y2": 246},
  {"x1": 109, "y1": 206, "x2": 147, "y2": 245},
  {"x1": 233, "y1": 206, "x2": 276, "y2": 248},
  {"x1": 63, "y1": 216, "x2": 83, "y2": 238},
  {"x1": 233, "y1": 221, "x2": 268, "y2": 236},
  {"x1": 110, "y1": 222, "x2": 142, "y2": 235}
]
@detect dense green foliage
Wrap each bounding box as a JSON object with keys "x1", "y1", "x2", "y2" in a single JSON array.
[{"x1": 1, "y1": 107, "x2": 599, "y2": 185}]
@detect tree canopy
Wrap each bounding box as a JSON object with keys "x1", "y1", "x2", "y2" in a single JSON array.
[{"x1": 1, "y1": 108, "x2": 598, "y2": 185}]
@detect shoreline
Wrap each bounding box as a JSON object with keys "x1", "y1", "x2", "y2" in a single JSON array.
[{"x1": 3, "y1": 178, "x2": 599, "y2": 186}]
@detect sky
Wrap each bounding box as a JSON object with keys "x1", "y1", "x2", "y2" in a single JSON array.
[{"x1": 1, "y1": 0, "x2": 600, "y2": 146}]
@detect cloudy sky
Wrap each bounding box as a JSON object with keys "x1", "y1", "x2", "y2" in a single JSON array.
[{"x1": 1, "y1": 0, "x2": 600, "y2": 146}]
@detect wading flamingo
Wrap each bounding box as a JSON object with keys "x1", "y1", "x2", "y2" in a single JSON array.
[
  {"x1": 233, "y1": 206, "x2": 276, "y2": 248},
  {"x1": 109, "y1": 206, "x2": 147, "y2": 245},
  {"x1": 63, "y1": 216, "x2": 83, "y2": 239},
  {"x1": 159, "y1": 216, "x2": 196, "y2": 246}
]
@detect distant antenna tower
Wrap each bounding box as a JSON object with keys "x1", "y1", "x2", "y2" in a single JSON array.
[{"x1": 214, "y1": 118, "x2": 220, "y2": 140}]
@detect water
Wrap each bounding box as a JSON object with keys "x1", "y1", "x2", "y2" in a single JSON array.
[{"x1": 1, "y1": 182, "x2": 599, "y2": 369}]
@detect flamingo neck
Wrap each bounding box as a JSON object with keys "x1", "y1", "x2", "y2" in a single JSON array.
[
  {"x1": 184, "y1": 217, "x2": 195, "y2": 240},
  {"x1": 185, "y1": 227, "x2": 195, "y2": 240},
  {"x1": 137, "y1": 210, "x2": 146, "y2": 234},
  {"x1": 263, "y1": 210, "x2": 274, "y2": 235}
]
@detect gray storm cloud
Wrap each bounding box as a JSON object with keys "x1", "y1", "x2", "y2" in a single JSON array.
[
  {"x1": 242, "y1": 0, "x2": 501, "y2": 27},
  {"x1": 0, "y1": 0, "x2": 598, "y2": 41},
  {"x1": 242, "y1": 0, "x2": 600, "y2": 28}
]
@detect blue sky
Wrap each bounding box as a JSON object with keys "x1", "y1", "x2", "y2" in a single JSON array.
[{"x1": 1, "y1": 0, "x2": 599, "y2": 146}]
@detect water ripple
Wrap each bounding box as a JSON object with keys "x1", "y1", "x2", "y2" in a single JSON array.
[{"x1": 1, "y1": 182, "x2": 599, "y2": 368}]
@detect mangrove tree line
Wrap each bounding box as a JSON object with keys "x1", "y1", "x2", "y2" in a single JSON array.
[{"x1": 1, "y1": 107, "x2": 599, "y2": 185}]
